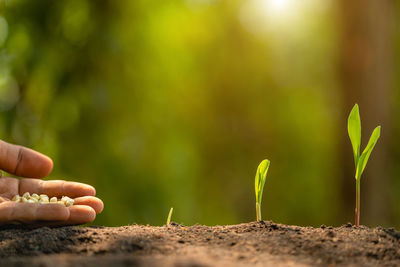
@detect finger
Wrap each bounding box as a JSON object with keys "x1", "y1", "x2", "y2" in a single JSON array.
[
  {"x1": 0, "y1": 140, "x2": 53, "y2": 178},
  {"x1": 64, "y1": 205, "x2": 96, "y2": 225},
  {"x1": 74, "y1": 196, "x2": 104, "y2": 214},
  {"x1": 19, "y1": 179, "x2": 96, "y2": 198},
  {"x1": 26, "y1": 205, "x2": 97, "y2": 227},
  {"x1": 0, "y1": 202, "x2": 69, "y2": 223},
  {"x1": 0, "y1": 177, "x2": 19, "y2": 199}
]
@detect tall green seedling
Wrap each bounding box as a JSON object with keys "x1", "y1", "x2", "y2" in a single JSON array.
[
  {"x1": 348, "y1": 104, "x2": 381, "y2": 227},
  {"x1": 255, "y1": 159, "x2": 270, "y2": 221}
]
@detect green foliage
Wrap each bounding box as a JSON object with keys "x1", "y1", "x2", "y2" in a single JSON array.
[
  {"x1": 255, "y1": 159, "x2": 270, "y2": 221},
  {"x1": 0, "y1": 0, "x2": 366, "y2": 227},
  {"x1": 166, "y1": 207, "x2": 173, "y2": 225},
  {"x1": 356, "y1": 127, "x2": 381, "y2": 179},
  {"x1": 347, "y1": 104, "x2": 361, "y2": 165},
  {"x1": 347, "y1": 104, "x2": 381, "y2": 180}
]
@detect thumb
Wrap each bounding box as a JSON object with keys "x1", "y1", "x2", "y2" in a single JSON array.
[{"x1": 0, "y1": 140, "x2": 53, "y2": 178}]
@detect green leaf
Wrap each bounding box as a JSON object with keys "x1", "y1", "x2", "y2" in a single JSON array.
[
  {"x1": 255, "y1": 159, "x2": 270, "y2": 204},
  {"x1": 356, "y1": 126, "x2": 381, "y2": 179},
  {"x1": 348, "y1": 104, "x2": 361, "y2": 166}
]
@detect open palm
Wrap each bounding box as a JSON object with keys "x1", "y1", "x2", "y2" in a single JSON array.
[{"x1": 0, "y1": 140, "x2": 103, "y2": 226}]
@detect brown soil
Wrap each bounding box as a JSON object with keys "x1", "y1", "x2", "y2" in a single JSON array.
[{"x1": 0, "y1": 221, "x2": 399, "y2": 266}]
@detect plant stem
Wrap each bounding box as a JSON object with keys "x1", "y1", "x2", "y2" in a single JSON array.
[
  {"x1": 166, "y1": 207, "x2": 173, "y2": 225},
  {"x1": 355, "y1": 179, "x2": 360, "y2": 227},
  {"x1": 256, "y1": 202, "x2": 261, "y2": 221}
]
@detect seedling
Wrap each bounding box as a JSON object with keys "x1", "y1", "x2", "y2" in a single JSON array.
[
  {"x1": 255, "y1": 159, "x2": 270, "y2": 221},
  {"x1": 347, "y1": 104, "x2": 381, "y2": 227},
  {"x1": 166, "y1": 207, "x2": 173, "y2": 225}
]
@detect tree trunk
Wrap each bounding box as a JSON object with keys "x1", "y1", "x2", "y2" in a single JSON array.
[{"x1": 338, "y1": 0, "x2": 394, "y2": 226}]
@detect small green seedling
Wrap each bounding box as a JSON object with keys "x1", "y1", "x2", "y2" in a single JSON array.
[
  {"x1": 255, "y1": 159, "x2": 270, "y2": 221},
  {"x1": 348, "y1": 104, "x2": 381, "y2": 227},
  {"x1": 166, "y1": 207, "x2": 174, "y2": 225}
]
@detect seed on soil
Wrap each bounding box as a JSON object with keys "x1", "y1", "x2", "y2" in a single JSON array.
[{"x1": 11, "y1": 193, "x2": 74, "y2": 207}]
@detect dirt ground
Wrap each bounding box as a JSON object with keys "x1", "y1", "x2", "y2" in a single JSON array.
[{"x1": 0, "y1": 221, "x2": 399, "y2": 266}]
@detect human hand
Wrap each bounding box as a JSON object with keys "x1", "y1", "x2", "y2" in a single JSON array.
[{"x1": 0, "y1": 140, "x2": 103, "y2": 226}]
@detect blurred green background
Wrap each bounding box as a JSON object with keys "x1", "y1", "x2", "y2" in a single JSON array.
[{"x1": 0, "y1": 0, "x2": 399, "y2": 227}]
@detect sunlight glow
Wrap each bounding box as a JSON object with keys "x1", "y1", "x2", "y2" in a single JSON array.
[
  {"x1": 239, "y1": 0, "x2": 330, "y2": 36},
  {"x1": 265, "y1": 0, "x2": 292, "y2": 15},
  {"x1": 239, "y1": 0, "x2": 298, "y2": 36}
]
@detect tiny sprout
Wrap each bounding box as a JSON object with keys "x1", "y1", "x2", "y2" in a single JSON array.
[
  {"x1": 255, "y1": 159, "x2": 270, "y2": 221},
  {"x1": 166, "y1": 207, "x2": 174, "y2": 225},
  {"x1": 348, "y1": 104, "x2": 381, "y2": 227}
]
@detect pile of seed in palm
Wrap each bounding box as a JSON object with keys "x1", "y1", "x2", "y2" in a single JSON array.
[{"x1": 12, "y1": 192, "x2": 74, "y2": 207}]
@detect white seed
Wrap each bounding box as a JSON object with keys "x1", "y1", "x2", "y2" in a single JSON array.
[
  {"x1": 41, "y1": 198, "x2": 49, "y2": 203},
  {"x1": 12, "y1": 195, "x2": 21, "y2": 202},
  {"x1": 59, "y1": 196, "x2": 74, "y2": 207},
  {"x1": 40, "y1": 195, "x2": 49, "y2": 200},
  {"x1": 10, "y1": 193, "x2": 73, "y2": 206},
  {"x1": 65, "y1": 199, "x2": 74, "y2": 207}
]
